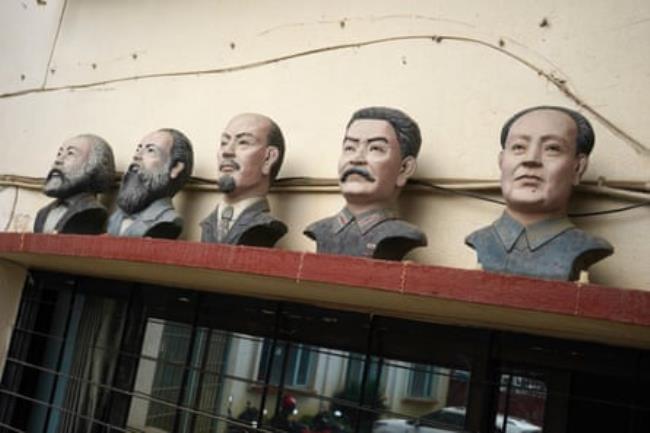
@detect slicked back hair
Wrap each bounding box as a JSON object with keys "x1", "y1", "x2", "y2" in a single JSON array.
[
  {"x1": 159, "y1": 128, "x2": 194, "y2": 196},
  {"x1": 500, "y1": 106, "x2": 595, "y2": 155},
  {"x1": 76, "y1": 134, "x2": 116, "y2": 193},
  {"x1": 347, "y1": 106, "x2": 422, "y2": 159},
  {"x1": 265, "y1": 117, "x2": 285, "y2": 182}
]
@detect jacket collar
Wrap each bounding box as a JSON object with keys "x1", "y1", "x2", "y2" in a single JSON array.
[
  {"x1": 130, "y1": 197, "x2": 174, "y2": 222},
  {"x1": 494, "y1": 211, "x2": 574, "y2": 252},
  {"x1": 333, "y1": 207, "x2": 396, "y2": 235}
]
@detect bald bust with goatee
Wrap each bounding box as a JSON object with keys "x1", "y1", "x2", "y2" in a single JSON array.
[
  {"x1": 107, "y1": 128, "x2": 193, "y2": 239},
  {"x1": 34, "y1": 134, "x2": 115, "y2": 234},
  {"x1": 200, "y1": 113, "x2": 287, "y2": 247}
]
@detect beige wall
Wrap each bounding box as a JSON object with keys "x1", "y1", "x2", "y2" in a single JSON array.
[
  {"x1": 1, "y1": 0, "x2": 649, "y2": 289},
  {"x1": 0, "y1": 262, "x2": 27, "y2": 373}
]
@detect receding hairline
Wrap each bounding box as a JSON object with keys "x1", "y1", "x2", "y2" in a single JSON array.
[{"x1": 224, "y1": 113, "x2": 274, "y2": 139}]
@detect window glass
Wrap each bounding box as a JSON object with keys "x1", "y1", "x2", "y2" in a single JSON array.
[
  {"x1": 257, "y1": 340, "x2": 318, "y2": 388},
  {"x1": 373, "y1": 360, "x2": 471, "y2": 433},
  {"x1": 496, "y1": 374, "x2": 545, "y2": 433}
]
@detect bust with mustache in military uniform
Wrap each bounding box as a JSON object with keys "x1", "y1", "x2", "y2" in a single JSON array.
[{"x1": 304, "y1": 107, "x2": 427, "y2": 261}]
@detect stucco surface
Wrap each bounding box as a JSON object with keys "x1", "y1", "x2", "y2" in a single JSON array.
[{"x1": 0, "y1": 0, "x2": 648, "y2": 288}]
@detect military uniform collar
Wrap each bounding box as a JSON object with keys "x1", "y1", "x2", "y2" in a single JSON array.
[
  {"x1": 494, "y1": 211, "x2": 574, "y2": 252},
  {"x1": 334, "y1": 207, "x2": 396, "y2": 235}
]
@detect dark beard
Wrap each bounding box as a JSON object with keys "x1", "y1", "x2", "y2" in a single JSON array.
[
  {"x1": 116, "y1": 167, "x2": 170, "y2": 215},
  {"x1": 217, "y1": 175, "x2": 236, "y2": 193},
  {"x1": 43, "y1": 168, "x2": 90, "y2": 199}
]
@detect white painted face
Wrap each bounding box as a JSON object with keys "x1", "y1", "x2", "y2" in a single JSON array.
[
  {"x1": 217, "y1": 113, "x2": 278, "y2": 201},
  {"x1": 499, "y1": 109, "x2": 588, "y2": 218},
  {"x1": 131, "y1": 130, "x2": 173, "y2": 174},
  {"x1": 43, "y1": 136, "x2": 92, "y2": 197},
  {"x1": 338, "y1": 119, "x2": 414, "y2": 209}
]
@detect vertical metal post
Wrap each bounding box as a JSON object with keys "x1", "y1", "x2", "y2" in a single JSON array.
[
  {"x1": 42, "y1": 280, "x2": 78, "y2": 433},
  {"x1": 172, "y1": 293, "x2": 202, "y2": 433},
  {"x1": 258, "y1": 302, "x2": 283, "y2": 429},
  {"x1": 353, "y1": 314, "x2": 375, "y2": 433}
]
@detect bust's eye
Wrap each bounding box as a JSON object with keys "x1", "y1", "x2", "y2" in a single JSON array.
[
  {"x1": 510, "y1": 143, "x2": 526, "y2": 153},
  {"x1": 369, "y1": 144, "x2": 386, "y2": 153},
  {"x1": 544, "y1": 143, "x2": 562, "y2": 154}
]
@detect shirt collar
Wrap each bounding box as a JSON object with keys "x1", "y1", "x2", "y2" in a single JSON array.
[
  {"x1": 333, "y1": 207, "x2": 396, "y2": 235},
  {"x1": 219, "y1": 196, "x2": 266, "y2": 222},
  {"x1": 494, "y1": 211, "x2": 575, "y2": 252}
]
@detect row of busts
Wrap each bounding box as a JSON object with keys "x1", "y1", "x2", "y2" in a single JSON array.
[{"x1": 33, "y1": 107, "x2": 613, "y2": 282}]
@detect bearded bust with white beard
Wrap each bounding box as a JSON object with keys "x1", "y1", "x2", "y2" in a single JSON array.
[
  {"x1": 34, "y1": 134, "x2": 115, "y2": 234},
  {"x1": 107, "y1": 128, "x2": 194, "y2": 239}
]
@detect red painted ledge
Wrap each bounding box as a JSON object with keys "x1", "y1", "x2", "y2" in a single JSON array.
[{"x1": 0, "y1": 233, "x2": 649, "y2": 330}]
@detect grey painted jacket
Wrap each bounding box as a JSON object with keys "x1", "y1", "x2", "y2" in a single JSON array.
[
  {"x1": 304, "y1": 207, "x2": 427, "y2": 261},
  {"x1": 466, "y1": 212, "x2": 613, "y2": 281},
  {"x1": 200, "y1": 199, "x2": 287, "y2": 247},
  {"x1": 107, "y1": 197, "x2": 183, "y2": 239}
]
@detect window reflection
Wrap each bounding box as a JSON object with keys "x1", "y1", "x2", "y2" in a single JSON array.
[
  {"x1": 496, "y1": 374, "x2": 545, "y2": 433},
  {"x1": 373, "y1": 360, "x2": 471, "y2": 433}
]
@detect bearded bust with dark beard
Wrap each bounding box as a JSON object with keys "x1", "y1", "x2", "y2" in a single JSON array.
[
  {"x1": 34, "y1": 134, "x2": 115, "y2": 235},
  {"x1": 116, "y1": 163, "x2": 171, "y2": 215},
  {"x1": 107, "y1": 128, "x2": 194, "y2": 239}
]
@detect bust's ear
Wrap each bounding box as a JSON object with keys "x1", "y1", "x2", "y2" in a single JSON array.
[
  {"x1": 262, "y1": 146, "x2": 279, "y2": 176},
  {"x1": 169, "y1": 161, "x2": 185, "y2": 180},
  {"x1": 396, "y1": 156, "x2": 416, "y2": 188},
  {"x1": 573, "y1": 153, "x2": 588, "y2": 186}
]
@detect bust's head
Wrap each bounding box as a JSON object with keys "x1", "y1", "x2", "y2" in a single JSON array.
[
  {"x1": 117, "y1": 128, "x2": 193, "y2": 214},
  {"x1": 44, "y1": 134, "x2": 115, "y2": 199},
  {"x1": 216, "y1": 113, "x2": 285, "y2": 203},
  {"x1": 338, "y1": 107, "x2": 420, "y2": 214},
  {"x1": 499, "y1": 106, "x2": 594, "y2": 224}
]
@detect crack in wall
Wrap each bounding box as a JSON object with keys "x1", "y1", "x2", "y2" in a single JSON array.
[
  {"x1": 2, "y1": 33, "x2": 648, "y2": 157},
  {"x1": 41, "y1": 0, "x2": 68, "y2": 88}
]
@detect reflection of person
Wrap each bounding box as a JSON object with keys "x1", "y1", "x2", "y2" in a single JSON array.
[
  {"x1": 200, "y1": 113, "x2": 287, "y2": 247},
  {"x1": 34, "y1": 134, "x2": 115, "y2": 234},
  {"x1": 107, "y1": 128, "x2": 193, "y2": 239},
  {"x1": 466, "y1": 106, "x2": 613, "y2": 281},
  {"x1": 305, "y1": 107, "x2": 427, "y2": 260}
]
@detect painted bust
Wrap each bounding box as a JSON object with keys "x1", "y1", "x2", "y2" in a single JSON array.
[
  {"x1": 305, "y1": 106, "x2": 427, "y2": 261},
  {"x1": 107, "y1": 128, "x2": 193, "y2": 239},
  {"x1": 34, "y1": 134, "x2": 115, "y2": 235},
  {"x1": 466, "y1": 106, "x2": 613, "y2": 281},
  {"x1": 200, "y1": 113, "x2": 287, "y2": 247}
]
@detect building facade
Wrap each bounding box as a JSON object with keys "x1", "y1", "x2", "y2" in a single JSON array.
[{"x1": 1, "y1": 1, "x2": 650, "y2": 432}]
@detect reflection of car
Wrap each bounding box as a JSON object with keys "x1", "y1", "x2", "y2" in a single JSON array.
[{"x1": 372, "y1": 406, "x2": 542, "y2": 433}]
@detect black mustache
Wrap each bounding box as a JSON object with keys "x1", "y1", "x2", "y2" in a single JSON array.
[{"x1": 340, "y1": 167, "x2": 375, "y2": 182}]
